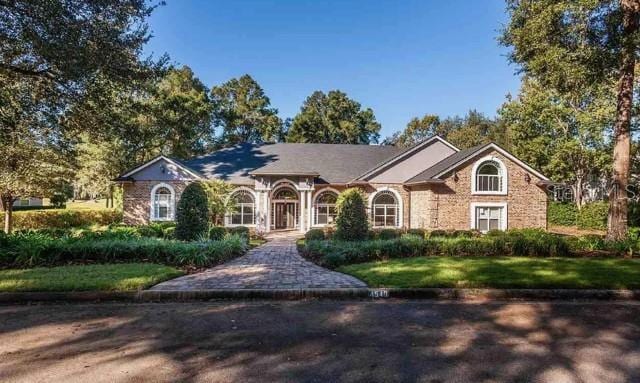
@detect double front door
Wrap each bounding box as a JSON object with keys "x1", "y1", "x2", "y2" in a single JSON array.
[
  {"x1": 274, "y1": 202, "x2": 298, "y2": 230},
  {"x1": 274, "y1": 202, "x2": 297, "y2": 229}
]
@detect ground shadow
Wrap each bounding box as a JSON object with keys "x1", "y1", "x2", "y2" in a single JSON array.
[{"x1": 0, "y1": 300, "x2": 639, "y2": 382}]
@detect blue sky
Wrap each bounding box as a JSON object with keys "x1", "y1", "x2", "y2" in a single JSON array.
[{"x1": 144, "y1": 0, "x2": 521, "y2": 139}]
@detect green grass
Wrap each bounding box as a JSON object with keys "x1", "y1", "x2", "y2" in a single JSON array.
[
  {"x1": 0, "y1": 263, "x2": 184, "y2": 292},
  {"x1": 337, "y1": 256, "x2": 640, "y2": 289}
]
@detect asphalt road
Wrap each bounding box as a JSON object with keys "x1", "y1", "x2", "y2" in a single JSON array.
[{"x1": 1, "y1": 300, "x2": 639, "y2": 383}]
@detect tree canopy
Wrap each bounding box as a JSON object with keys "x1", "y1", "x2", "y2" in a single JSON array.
[
  {"x1": 501, "y1": 0, "x2": 640, "y2": 239},
  {"x1": 383, "y1": 110, "x2": 506, "y2": 150},
  {"x1": 210, "y1": 74, "x2": 283, "y2": 146},
  {"x1": 0, "y1": 0, "x2": 162, "y2": 232},
  {"x1": 286, "y1": 90, "x2": 381, "y2": 144}
]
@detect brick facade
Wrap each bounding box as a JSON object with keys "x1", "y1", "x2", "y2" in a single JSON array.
[
  {"x1": 122, "y1": 180, "x2": 191, "y2": 225},
  {"x1": 121, "y1": 149, "x2": 547, "y2": 231},
  {"x1": 421, "y1": 149, "x2": 547, "y2": 230}
]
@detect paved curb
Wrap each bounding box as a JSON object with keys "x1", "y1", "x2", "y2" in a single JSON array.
[
  {"x1": 1, "y1": 288, "x2": 640, "y2": 303},
  {"x1": 0, "y1": 291, "x2": 137, "y2": 303}
]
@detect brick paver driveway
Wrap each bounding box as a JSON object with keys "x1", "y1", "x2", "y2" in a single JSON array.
[{"x1": 150, "y1": 232, "x2": 366, "y2": 290}]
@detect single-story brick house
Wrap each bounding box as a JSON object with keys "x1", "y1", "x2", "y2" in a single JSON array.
[{"x1": 114, "y1": 136, "x2": 550, "y2": 233}]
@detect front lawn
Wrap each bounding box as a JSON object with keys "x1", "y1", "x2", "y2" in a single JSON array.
[
  {"x1": 0, "y1": 263, "x2": 184, "y2": 292},
  {"x1": 338, "y1": 256, "x2": 640, "y2": 289}
]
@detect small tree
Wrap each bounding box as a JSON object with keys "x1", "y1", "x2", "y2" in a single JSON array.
[
  {"x1": 335, "y1": 188, "x2": 369, "y2": 241},
  {"x1": 175, "y1": 182, "x2": 210, "y2": 241},
  {"x1": 202, "y1": 180, "x2": 236, "y2": 225}
]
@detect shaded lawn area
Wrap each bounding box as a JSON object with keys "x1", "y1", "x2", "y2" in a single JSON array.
[
  {"x1": 337, "y1": 256, "x2": 640, "y2": 289},
  {"x1": 0, "y1": 263, "x2": 184, "y2": 292}
]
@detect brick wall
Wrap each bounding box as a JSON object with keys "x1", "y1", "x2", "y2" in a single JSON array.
[
  {"x1": 422, "y1": 149, "x2": 547, "y2": 230},
  {"x1": 122, "y1": 181, "x2": 192, "y2": 225},
  {"x1": 365, "y1": 183, "x2": 411, "y2": 229}
]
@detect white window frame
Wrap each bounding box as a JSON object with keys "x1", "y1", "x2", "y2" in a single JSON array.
[
  {"x1": 312, "y1": 188, "x2": 339, "y2": 227},
  {"x1": 471, "y1": 156, "x2": 508, "y2": 195},
  {"x1": 150, "y1": 183, "x2": 176, "y2": 222},
  {"x1": 369, "y1": 187, "x2": 403, "y2": 228},
  {"x1": 470, "y1": 202, "x2": 507, "y2": 232},
  {"x1": 226, "y1": 187, "x2": 257, "y2": 227}
]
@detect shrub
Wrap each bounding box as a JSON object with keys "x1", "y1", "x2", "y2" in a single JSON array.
[
  {"x1": 548, "y1": 202, "x2": 578, "y2": 226},
  {"x1": 209, "y1": 226, "x2": 227, "y2": 241},
  {"x1": 406, "y1": 228, "x2": 427, "y2": 238},
  {"x1": 378, "y1": 228, "x2": 401, "y2": 240},
  {"x1": 175, "y1": 182, "x2": 210, "y2": 241},
  {"x1": 12, "y1": 209, "x2": 122, "y2": 230},
  {"x1": 305, "y1": 228, "x2": 325, "y2": 241},
  {"x1": 577, "y1": 202, "x2": 608, "y2": 230},
  {"x1": 0, "y1": 233, "x2": 248, "y2": 268},
  {"x1": 334, "y1": 188, "x2": 369, "y2": 241},
  {"x1": 228, "y1": 226, "x2": 250, "y2": 239},
  {"x1": 428, "y1": 230, "x2": 448, "y2": 238},
  {"x1": 11, "y1": 205, "x2": 59, "y2": 211},
  {"x1": 50, "y1": 193, "x2": 67, "y2": 208},
  {"x1": 300, "y1": 228, "x2": 573, "y2": 268}
]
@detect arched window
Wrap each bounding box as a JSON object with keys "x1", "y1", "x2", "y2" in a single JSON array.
[
  {"x1": 473, "y1": 159, "x2": 506, "y2": 193},
  {"x1": 273, "y1": 187, "x2": 297, "y2": 200},
  {"x1": 314, "y1": 191, "x2": 338, "y2": 226},
  {"x1": 230, "y1": 190, "x2": 255, "y2": 225},
  {"x1": 372, "y1": 191, "x2": 399, "y2": 227},
  {"x1": 151, "y1": 184, "x2": 175, "y2": 221}
]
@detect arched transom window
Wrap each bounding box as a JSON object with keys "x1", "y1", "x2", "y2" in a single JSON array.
[
  {"x1": 230, "y1": 190, "x2": 255, "y2": 225},
  {"x1": 151, "y1": 184, "x2": 175, "y2": 221},
  {"x1": 314, "y1": 191, "x2": 338, "y2": 226},
  {"x1": 474, "y1": 160, "x2": 505, "y2": 193},
  {"x1": 273, "y1": 187, "x2": 298, "y2": 200},
  {"x1": 372, "y1": 191, "x2": 399, "y2": 227}
]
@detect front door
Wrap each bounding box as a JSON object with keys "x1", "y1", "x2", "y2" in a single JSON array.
[{"x1": 274, "y1": 202, "x2": 296, "y2": 229}]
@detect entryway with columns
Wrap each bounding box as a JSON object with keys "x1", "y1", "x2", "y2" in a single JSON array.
[{"x1": 253, "y1": 176, "x2": 315, "y2": 233}]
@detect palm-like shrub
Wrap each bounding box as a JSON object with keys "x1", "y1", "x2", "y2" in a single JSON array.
[
  {"x1": 334, "y1": 188, "x2": 369, "y2": 241},
  {"x1": 175, "y1": 182, "x2": 210, "y2": 241}
]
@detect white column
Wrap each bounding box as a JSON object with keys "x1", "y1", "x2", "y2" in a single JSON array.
[
  {"x1": 299, "y1": 190, "x2": 306, "y2": 233},
  {"x1": 307, "y1": 190, "x2": 312, "y2": 228},
  {"x1": 264, "y1": 191, "x2": 270, "y2": 232}
]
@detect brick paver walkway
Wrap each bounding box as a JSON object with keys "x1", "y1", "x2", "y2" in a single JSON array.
[{"x1": 150, "y1": 233, "x2": 366, "y2": 290}]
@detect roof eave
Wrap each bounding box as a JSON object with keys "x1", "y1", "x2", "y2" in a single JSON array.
[{"x1": 404, "y1": 179, "x2": 446, "y2": 186}]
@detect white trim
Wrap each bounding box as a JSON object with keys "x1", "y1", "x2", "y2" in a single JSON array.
[
  {"x1": 311, "y1": 187, "x2": 340, "y2": 227},
  {"x1": 356, "y1": 136, "x2": 460, "y2": 181},
  {"x1": 471, "y1": 156, "x2": 508, "y2": 196},
  {"x1": 368, "y1": 187, "x2": 403, "y2": 228},
  {"x1": 121, "y1": 156, "x2": 203, "y2": 180},
  {"x1": 149, "y1": 183, "x2": 176, "y2": 222},
  {"x1": 225, "y1": 187, "x2": 257, "y2": 227},
  {"x1": 470, "y1": 202, "x2": 508, "y2": 232},
  {"x1": 271, "y1": 178, "x2": 302, "y2": 192},
  {"x1": 434, "y1": 143, "x2": 549, "y2": 181}
]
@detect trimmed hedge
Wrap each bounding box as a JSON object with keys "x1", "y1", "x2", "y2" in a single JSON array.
[
  {"x1": 12, "y1": 209, "x2": 122, "y2": 230},
  {"x1": 0, "y1": 233, "x2": 248, "y2": 269},
  {"x1": 335, "y1": 188, "x2": 369, "y2": 241},
  {"x1": 548, "y1": 202, "x2": 578, "y2": 226},
  {"x1": 301, "y1": 229, "x2": 573, "y2": 269},
  {"x1": 305, "y1": 228, "x2": 325, "y2": 241},
  {"x1": 577, "y1": 202, "x2": 608, "y2": 230},
  {"x1": 548, "y1": 201, "x2": 629, "y2": 231},
  {"x1": 175, "y1": 182, "x2": 210, "y2": 241},
  {"x1": 15, "y1": 223, "x2": 176, "y2": 240},
  {"x1": 11, "y1": 205, "x2": 59, "y2": 211}
]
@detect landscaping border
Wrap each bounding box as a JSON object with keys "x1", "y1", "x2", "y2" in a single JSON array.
[{"x1": 1, "y1": 288, "x2": 640, "y2": 303}]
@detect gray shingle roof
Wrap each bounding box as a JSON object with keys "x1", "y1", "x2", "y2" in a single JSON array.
[
  {"x1": 182, "y1": 142, "x2": 403, "y2": 185},
  {"x1": 406, "y1": 143, "x2": 490, "y2": 183}
]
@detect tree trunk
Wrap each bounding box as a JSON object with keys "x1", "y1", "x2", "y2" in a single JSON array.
[
  {"x1": 607, "y1": 0, "x2": 639, "y2": 240},
  {"x1": 2, "y1": 196, "x2": 14, "y2": 234},
  {"x1": 574, "y1": 178, "x2": 584, "y2": 211}
]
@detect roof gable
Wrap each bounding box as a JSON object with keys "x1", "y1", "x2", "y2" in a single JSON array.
[{"x1": 406, "y1": 143, "x2": 548, "y2": 184}]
